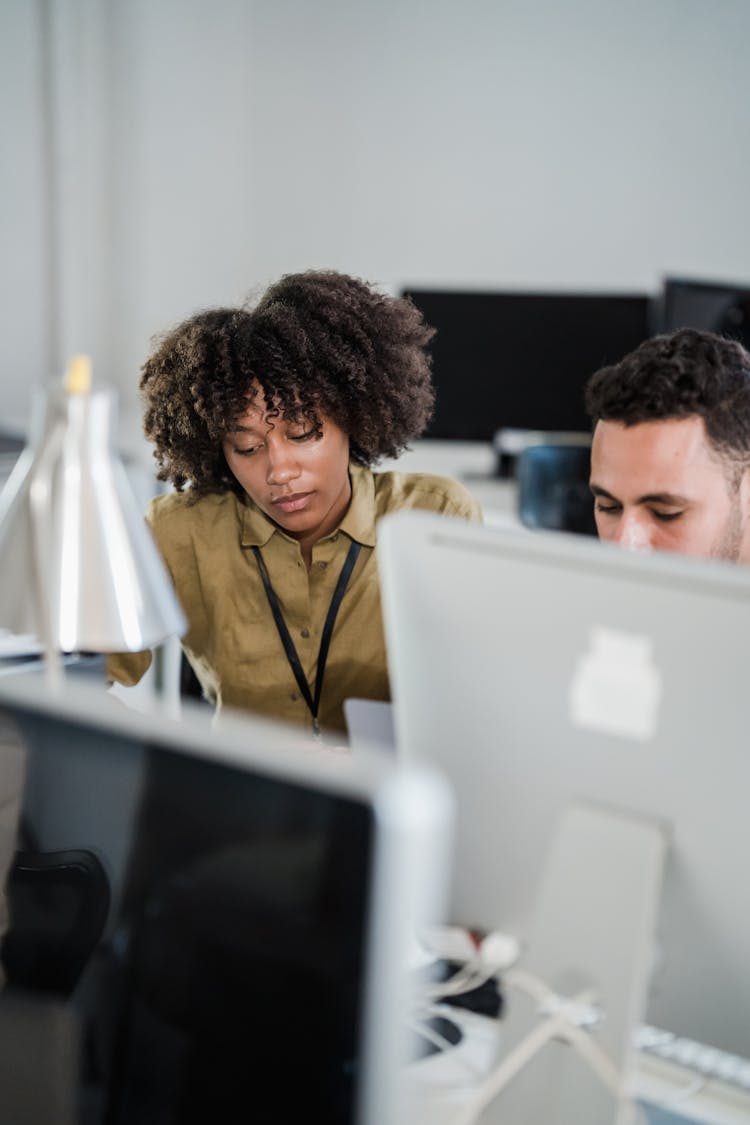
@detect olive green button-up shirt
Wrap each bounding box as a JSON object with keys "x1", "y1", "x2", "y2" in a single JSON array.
[{"x1": 107, "y1": 462, "x2": 482, "y2": 732}]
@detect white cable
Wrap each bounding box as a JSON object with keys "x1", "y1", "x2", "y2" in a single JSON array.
[
  {"x1": 424, "y1": 962, "x2": 497, "y2": 1001},
  {"x1": 422, "y1": 928, "x2": 520, "y2": 1002},
  {"x1": 508, "y1": 968, "x2": 626, "y2": 1098},
  {"x1": 423, "y1": 956, "x2": 482, "y2": 998},
  {"x1": 411, "y1": 1003, "x2": 490, "y2": 1079},
  {"x1": 448, "y1": 967, "x2": 640, "y2": 1125},
  {"x1": 406, "y1": 1015, "x2": 463, "y2": 1058},
  {"x1": 661, "y1": 1074, "x2": 708, "y2": 1105},
  {"x1": 449, "y1": 1010, "x2": 568, "y2": 1125}
]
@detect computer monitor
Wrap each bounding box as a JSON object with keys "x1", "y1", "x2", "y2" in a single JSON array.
[
  {"x1": 378, "y1": 511, "x2": 750, "y2": 1068},
  {"x1": 660, "y1": 276, "x2": 750, "y2": 347},
  {"x1": 0, "y1": 674, "x2": 451, "y2": 1125},
  {"x1": 401, "y1": 290, "x2": 654, "y2": 441}
]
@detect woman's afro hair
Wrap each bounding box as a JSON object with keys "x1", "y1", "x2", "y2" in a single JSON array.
[{"x1": 139, "y1": 270, "x2": 436, "y2": 496}]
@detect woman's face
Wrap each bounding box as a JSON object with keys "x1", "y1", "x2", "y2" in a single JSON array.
[{"x1": 222, "y1": 387, "x2": 352, "y2": 552}]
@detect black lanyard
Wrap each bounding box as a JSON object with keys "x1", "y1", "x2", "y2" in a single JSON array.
[{"x1": 252, "y1": 539, "x2": 362, "y2": 735}]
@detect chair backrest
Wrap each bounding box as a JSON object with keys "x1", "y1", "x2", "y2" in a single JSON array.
[
  {"x1": 2, "y1": 848, "x2": 111, "y2": 997},
  {"x1": 516, "y1": 443, "x2": 596, "y2": 536}
]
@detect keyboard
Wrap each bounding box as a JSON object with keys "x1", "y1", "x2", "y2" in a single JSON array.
[{"x1": 636, "y1": 1025, "x2": 750, "y2": 1093}]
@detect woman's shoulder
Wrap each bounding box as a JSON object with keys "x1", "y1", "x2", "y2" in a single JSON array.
[
  {"x1": 145, "y1": 488, "x2": 242, "y2": 534},
  {"x1": 371, "y1": 469, "x2": 483, "y2": 521}
]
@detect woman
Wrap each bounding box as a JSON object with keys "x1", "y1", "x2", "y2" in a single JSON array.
[{"x1": 108, "y1": 270, "x2": 482, "y2": 733}]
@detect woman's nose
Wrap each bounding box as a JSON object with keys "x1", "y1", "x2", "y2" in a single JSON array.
[{"x1": 265, "y1": 441, "x2": 301, "y2": 484}]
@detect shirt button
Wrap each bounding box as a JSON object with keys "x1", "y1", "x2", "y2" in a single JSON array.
[
  {"x1": 317, "y1": 560, "x2": 328, "y2": 570},
  {"x1": 300, "y1": 628, "x2": 310, "y2": 639},
  {"x1": 290, "y1": 692, "x2": 299, "y2": 702}
]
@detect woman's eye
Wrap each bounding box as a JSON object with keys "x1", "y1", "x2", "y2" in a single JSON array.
[
  {"x1": 289, "y1": 429, "x2": 316, "y2": 442},
  {"x1": 234, "y1": 445, "x2": 259, "y2": 457}
]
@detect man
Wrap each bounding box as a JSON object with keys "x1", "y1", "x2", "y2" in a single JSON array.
[{"x1": 585, "y1": 327, "x2": 750, "y2": 561}]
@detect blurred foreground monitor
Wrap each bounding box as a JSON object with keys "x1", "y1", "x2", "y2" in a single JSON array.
[{"x1": 0, "y1": 676, "x2": 450, "y2": 1125}]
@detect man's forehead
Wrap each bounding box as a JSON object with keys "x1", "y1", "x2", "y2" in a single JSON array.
[
  {"x1": 592, "y1": 416, "x2": 719, "y2": 466},
  {"x1": 590, "y1": 416, "x2": 730, "y2": 498}
]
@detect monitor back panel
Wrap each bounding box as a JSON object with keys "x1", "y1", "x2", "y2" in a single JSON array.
[{"x1": 379, "y1": 511, "x2": 750, "y2": 1059}]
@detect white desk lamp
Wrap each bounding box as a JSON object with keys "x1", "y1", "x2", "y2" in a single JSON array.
[{"x1": 0, "y1": 355, "x2": 185, "y2": 687}]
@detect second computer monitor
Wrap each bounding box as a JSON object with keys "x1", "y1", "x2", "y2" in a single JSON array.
[
  {"x1": 661, "y1": 276, "x2": 750, "y2": 348},
  {"x1": 402, "y1": 289, "x2": 654, "y2": 441}
]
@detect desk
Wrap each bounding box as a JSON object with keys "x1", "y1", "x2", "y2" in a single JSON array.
[
  {"x1": 0, "y1": 651, "x2": 106, "y2": 680},
  {"x1": 382, "y1": 439, "x2": 519, "y2": 522}
]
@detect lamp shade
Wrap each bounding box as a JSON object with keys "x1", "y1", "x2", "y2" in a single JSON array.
[{"x1": 0, "y1": 376, "x2": 185, "y2": 653}]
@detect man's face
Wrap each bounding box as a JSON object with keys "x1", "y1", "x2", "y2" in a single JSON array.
[{"x1": 590, "y1": 415, "x2": 750, "y2": 561}]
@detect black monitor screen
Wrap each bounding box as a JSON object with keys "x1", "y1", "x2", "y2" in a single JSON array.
[
  {"x1": 403, "y1": 290, "x2": 654, "y2": 441},
  {"x1": 0, "y1": 705, "x2": 375, "y2": 1125},
  {"x1": 661, "y1": 277, "x2": 750, "y2": 348}
]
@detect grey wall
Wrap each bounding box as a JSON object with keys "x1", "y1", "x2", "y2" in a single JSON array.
[{"x1": 3, "y1": 0, "x2": 750, "y2": 460}]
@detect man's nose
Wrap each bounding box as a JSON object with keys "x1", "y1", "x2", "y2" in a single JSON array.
[{"x1": 614, "y1": 513, "x2": 653, "y2": 552}]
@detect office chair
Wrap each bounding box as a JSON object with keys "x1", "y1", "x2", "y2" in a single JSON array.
[
  {"x1": 516, "y1": 443, "x2": 596, "y2": 536},
  {"x1": 2, "y1": 848, "x2": 111, "y2": 997},
  {"x1": 179, "y1": 652, "x2": 206, "y2": 701}
]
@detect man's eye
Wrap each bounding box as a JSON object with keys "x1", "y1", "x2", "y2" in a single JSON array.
[
  {"x1": 652, "y1": 510, "x2": 683, "y2": 522},
  {"x1": 595, "y1": 502, "x2": 620, "y2": 515}
]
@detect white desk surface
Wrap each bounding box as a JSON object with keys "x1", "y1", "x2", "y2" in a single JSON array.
[{"x1": 381, "y1": 440, "x2": 519, "y2": 521}]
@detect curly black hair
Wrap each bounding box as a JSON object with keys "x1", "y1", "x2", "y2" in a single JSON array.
[
  {"x1": 139, "y1": 270, "x2": 436, "y2": 496},
  {"x1": 585, "y1": 327, "x2": 750, "y2": 473}
]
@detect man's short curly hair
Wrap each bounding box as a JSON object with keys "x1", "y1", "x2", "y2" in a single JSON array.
[
  {"x1": 139, "y1": 270, "x2": 436, "y2": 496},
  {"x1": 585, "y1": 327, "x2": 750, "y2": 475}
]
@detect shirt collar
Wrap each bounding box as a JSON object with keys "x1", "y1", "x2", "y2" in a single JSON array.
[
  {"x1": 339, "y1": 463, "x2": 377, "y2": 547},
  {"x1": 239, "y1": 462, "x2": 377, "y2": 549}
]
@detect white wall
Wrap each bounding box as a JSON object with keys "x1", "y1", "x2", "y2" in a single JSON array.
[
  {"x1": 3, "y1": 0, "x2": 750, "y2": 457},
  {"x1": 1, "y1": 1, "x2": 52, "y2": 432}
]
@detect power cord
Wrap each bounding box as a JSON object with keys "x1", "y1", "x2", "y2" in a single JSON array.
[
  {"x1": 448, "y1": 966, "x2": 644, "y2": 1125},
  {"x1": 420, "y1": 926, "x2": 520, "y2": 1003},
  {"x1": 412, "y1": 928, "x2": 745, "y2": 1122}
]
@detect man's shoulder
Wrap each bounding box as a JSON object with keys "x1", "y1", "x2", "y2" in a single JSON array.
[{"x1": 372, "y1": 469, "x2": 483, "y2": 521}]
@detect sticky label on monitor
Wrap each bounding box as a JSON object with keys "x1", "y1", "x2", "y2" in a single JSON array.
[{"x1": 569, "y1": 627, "x2": 662, "y2": 741}]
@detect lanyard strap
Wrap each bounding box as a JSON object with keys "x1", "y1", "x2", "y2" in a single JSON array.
[{"x1": 252, "y1": 539, "x2": 362, "y2": 733}]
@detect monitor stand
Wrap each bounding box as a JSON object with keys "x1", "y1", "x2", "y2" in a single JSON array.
[{"x1": 461, "y1": 800, "x2": 668, "y2": 1125}]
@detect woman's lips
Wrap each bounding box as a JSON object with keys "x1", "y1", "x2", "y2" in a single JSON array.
[{"x1": 272, "y1": 491, "x2": 313, "y2": 513}]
